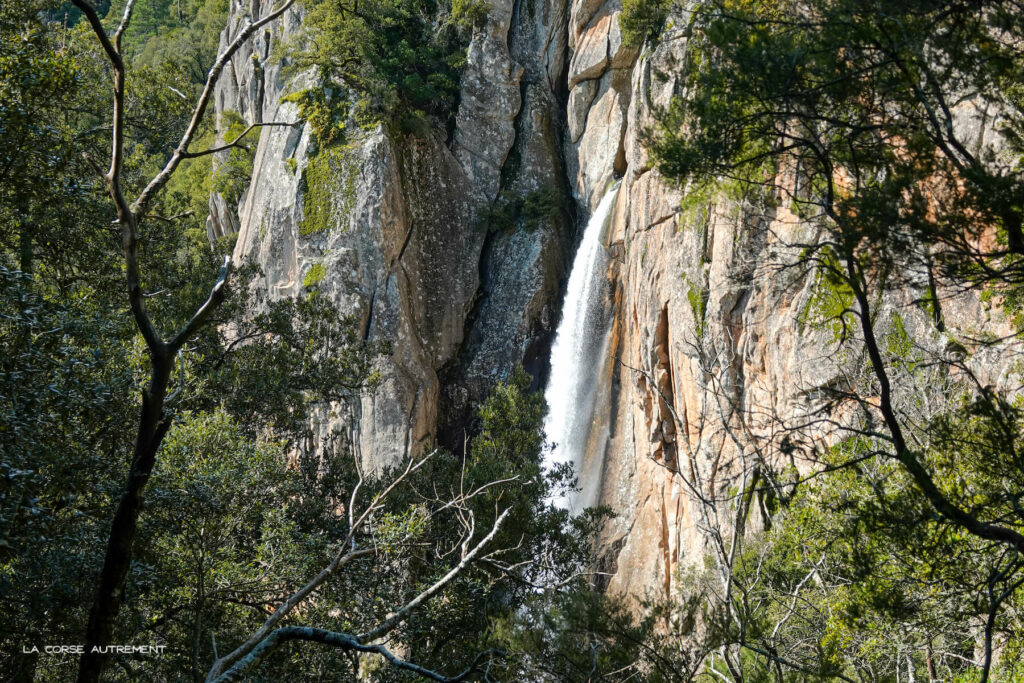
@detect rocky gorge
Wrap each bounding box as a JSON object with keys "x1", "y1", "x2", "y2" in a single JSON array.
[
  {"x1": 9, "y1": 0, "x2": 1024, "y2": 678},
  {"x1": 210, "y1": 0, "x2": 1022, "y2": 608}
]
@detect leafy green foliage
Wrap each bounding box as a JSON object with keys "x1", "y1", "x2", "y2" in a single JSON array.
[
  {"x1": 120, "y1": 0, "x2": 229, "y2": 77},
  {"x1": 0, "y1": 6, "x2": 259, "y2": 674},
  {"x1": 718, "y1": 426, "x2": 1024, "y2": 680},
  {"x1": 495, "y1": 589, "x2": 697, "y2": 681},
  {"x1": 0, "y1": 3, "x2": 110, "y2": 276},
  {"x1": 292, "y1": 0, "x2": 486, "y2": 138},
  {"x1": 0, "y1": 262, "x2": 383, "y2": 679},
  {"x1": 619, "y1": 0, "x2": 673, "y2": 47},
  {"x1": 126, "y1": 368, "x2": 603, "y2": 682},
  {"x1": 130, "y1": 410, "x2": 314, "y2": 681},
  {"x1": 0, "y1": 268, "x2": 137, "y2": 681}
]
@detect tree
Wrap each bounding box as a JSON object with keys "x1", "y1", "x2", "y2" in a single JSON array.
[
  {"x1": 60, "y1": 2, "x2": 299, "y2": 679},
  {"x1": 635, "y1": 0, "x2": 1024, "y2": 678},
  {"x1": 0, "y1": 2, "x2": 111, "y2": 277},
  {"x1": 286, "y1": 0, "x2": 485, "y2": 140}
]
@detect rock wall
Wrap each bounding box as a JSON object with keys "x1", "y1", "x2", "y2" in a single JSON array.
[
  {"x1": 214, "y1": 0, "x2": 1021, "y2": 605},
  {"x1": 213, "y1": 0, "x2": 576, "y2": 470},
  {"x1": 562, "y1": 2, "x2": 1024, "y2": 601}
]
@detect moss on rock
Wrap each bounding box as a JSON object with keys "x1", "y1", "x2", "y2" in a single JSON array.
[
  {"x1": 303, "y1": 262, "x2": 327, "y2": 289},
  {"x1": 298, "y1": 145, "x2": 359, "y2": 237}
]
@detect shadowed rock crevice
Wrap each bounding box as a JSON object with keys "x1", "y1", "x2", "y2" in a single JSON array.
[{"x1": 437, "y1": 0, "x2": 581, "y2": 449}]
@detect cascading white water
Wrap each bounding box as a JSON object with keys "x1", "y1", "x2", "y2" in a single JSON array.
[{"x1": 543, "y1": 184, "x2": 619, "y2": 511}]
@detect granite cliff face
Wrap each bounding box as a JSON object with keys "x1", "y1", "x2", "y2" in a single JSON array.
[
  {"x1": 213, "y1": 0, "x2": 1020, "y2": 602},
  {"x1": 212, "y1": 0, "x2": 573, "y2": 471},
  {"x1": 562, "y1": 2, "x2": 1022, "y2": 602}
]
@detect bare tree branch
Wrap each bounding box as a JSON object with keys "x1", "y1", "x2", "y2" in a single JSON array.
[
  {"x1": 205, "y1": 449, "x2": 512, "y2": 682},
  {"x1": 212, "y1": 629, "x2": 502, "y2": 683},
  {"x1": 133, "y1": 0, "x2": 296, "y2": 217},
  {"x1": 180, "y1": 121, "x2": 296, "y2": 159},
  {"x1": 169, "y1": 256, "x2": 231, "y2": 351},
  {"x1": 206, "y1": 454, "x2": 434, "y2": 680},
  {"x1": 358, "y1": 507, "x2": 512, "y2": 643}
]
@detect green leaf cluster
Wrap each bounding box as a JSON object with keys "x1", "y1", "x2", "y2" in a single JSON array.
[
  {"x1": 290, "y1": 0, "x2": 487, "y2": 139},
  {"x1": 717, "y1": 425, "x2": 1024, "y2": 680},
  {"x1": 619, "y1": 0, "x2": 674, "y2": 47}
]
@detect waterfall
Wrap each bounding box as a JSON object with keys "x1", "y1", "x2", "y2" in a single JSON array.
[{"x1": 543, "y1": 183, "x2": 619, "y2": 511}]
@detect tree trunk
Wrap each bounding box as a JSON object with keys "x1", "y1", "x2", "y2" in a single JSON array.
[
  {"x1": 1005, "y1": 208, "x2": 1024, "y2": 256},
  {"x1": 77, "y1": 352, "x2": 173, "y2": 683},
  {"x1": 18, "y1": 221, "x2": 32, "y2": 274}
]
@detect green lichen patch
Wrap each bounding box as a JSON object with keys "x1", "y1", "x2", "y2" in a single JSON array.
[
  {"x1": 797, "y1": 252, "x2": 855, "y2": 343},
  {"x1": 980, "y1": 277, "x2": 1024, "y2": 333},
  {"x1": 303, "y1": 262, "x2": 327, "y2": 289},
  {"x1": 298, "y1": 145, "x2": 359, "y2": 237},
  {"x1": 281, "y1": 87, "x2": 354, "y2": 148}
]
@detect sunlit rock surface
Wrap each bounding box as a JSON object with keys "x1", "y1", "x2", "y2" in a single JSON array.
[
  {"x1": 215, "y1": 0, "x2": 574, "y2": 471},
  {"x1": 215, "y1": 0, "x2": 1022, "y2": 605}
]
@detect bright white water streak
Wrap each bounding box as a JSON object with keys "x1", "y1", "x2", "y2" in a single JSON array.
[{"x1": 543, "y1": 183, "x2": 620, "y2": 511}]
